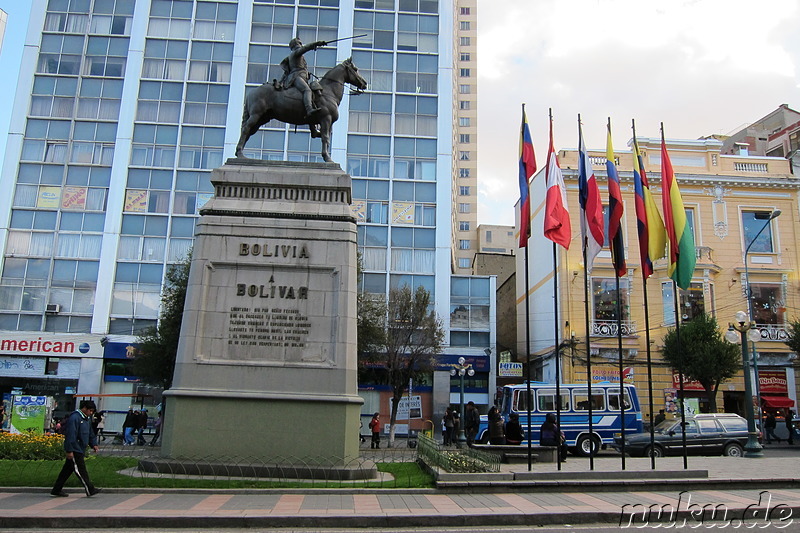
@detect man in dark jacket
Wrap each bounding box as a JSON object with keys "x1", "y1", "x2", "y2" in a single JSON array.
[
  {"x1": 136, "y1": 409, "x2": 148, "y2": 445},
  {"x1": 122, "y1": 409, "x2": 137, "y2": 445},
  {"x1": 464, "y1": 401, "x2": 480, "y2": 447},
  {"x1": 51, "y1": 400, "x2": 100, "y2": 497}
]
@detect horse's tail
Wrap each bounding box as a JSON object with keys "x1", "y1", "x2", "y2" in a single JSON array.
[{"x1": 241, "y1": 96, "x2": 249, "y2": 124}]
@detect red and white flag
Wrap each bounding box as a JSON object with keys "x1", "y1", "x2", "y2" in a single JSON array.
[{"x1": 543, "y1": 114, "x2": 571, "y2": 249}]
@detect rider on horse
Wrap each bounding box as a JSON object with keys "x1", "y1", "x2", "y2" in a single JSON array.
[{"x1": 279, "y1": 38, "x2": 327, "y2": 120}]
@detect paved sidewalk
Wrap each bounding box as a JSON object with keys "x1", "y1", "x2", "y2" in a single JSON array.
[
  {"x1": 2, "y1": 486, "x2": 800, "y2": 529},
  {"x1": 2, "y1": 454, "x2": 799, "y2": 529}
]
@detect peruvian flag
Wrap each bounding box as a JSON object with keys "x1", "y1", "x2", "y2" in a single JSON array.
[{"x1": 543, "y1": 114, "x2": 571, "y2": 249}]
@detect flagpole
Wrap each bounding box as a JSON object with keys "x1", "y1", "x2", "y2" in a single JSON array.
[
  {"x1": 632, "y1": 119, "x2": 657, "y2": 470},
  {"x1": 547, "y1": 108, "x2": 563, "y2": 471},
  {"x1": 525, "y1": 244, "x2": 533, "y2": 471},
  {"x1": 663, "y1": 122, "x2": 689, "y2": 470},
  {"x1": 518, "y1": 103, "x2": 536, "y2": 472},
  {"x1": 579, "y1": 115, "x2": 595, "y2": 470},
  {"x1": 607, "y1": 117, "x2": 627, "y2": 470},
  {"x1": 673, "y1": 279, "x2": 688, "y2": 470},
  {"x1": 553, "y1": 241, "x2": 562, "y2": 470},
  {"x1": 615, "y1": 270, "x2": 626, "y2": 470}
]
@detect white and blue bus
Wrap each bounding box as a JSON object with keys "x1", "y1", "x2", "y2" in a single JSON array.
[{"x1": 478, "y1": 381, "x2": 643, "y2": 455}]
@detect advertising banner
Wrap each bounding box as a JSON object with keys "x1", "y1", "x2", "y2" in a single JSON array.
[
  {"x1": 390, "y1": 395, "x2": 422, "y2": 420},
  {"x1": 351, "y1": 201, "x2": 366, "y2": 222},
  {"x1": 391, "y1": 202, "x2": 414, "y2": 224},
  {"x1": 37, "y1": 187, "x2": 61, "y2": 208},
  {"x1": 10, "y1": 395, "x2": 50, "y2": 435},
  {"x1": 124, "y1": 189, "x2": 148, "y2": 212},
  {"x1": 61, "y1": 186, "x2": 87, "y2": 210}
]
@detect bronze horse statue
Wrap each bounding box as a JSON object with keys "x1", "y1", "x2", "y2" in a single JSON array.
[{"x1": 235, "y1": 58, "x2": 367, "y2": 163}]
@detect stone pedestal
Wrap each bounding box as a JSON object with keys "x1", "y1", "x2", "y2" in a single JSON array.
[{"x1": 158, "y1": 159, "x2": 365, "y2": 477}]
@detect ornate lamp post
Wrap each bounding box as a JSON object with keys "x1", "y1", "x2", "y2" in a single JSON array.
[
  {"x1": 725, "y1": 311, "x2": 764, "y2": 458},
  {"x1": 451, "y1": 356, "x2": 474, "y2": 444},
  {"x1": 743, "y1": 209, "x2": 781, "y2": 428}
]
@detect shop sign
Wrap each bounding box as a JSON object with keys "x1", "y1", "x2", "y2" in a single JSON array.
[
  {"x1": 0, "y1": 334, "x2": 102, "y2": 358},
  {"x1": 498, "y1": 362, "x2": 523, "y2": 377},
  {"x1": 759, "y1": 370, "x2": 788, "y2": 394},
  {"x1": 592, "y1": 367, "x2": 634, "y2": 383},
  {"x1": 671, "y1": 371, "x2": 705, "y2": 391}
]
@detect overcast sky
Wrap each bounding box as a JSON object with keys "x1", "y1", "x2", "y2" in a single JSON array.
[
  {"x1": 476, "y1": 0, "x2": 800, "y2": 226},
  {"x1": 1, "y1": 1, "x2": 799, "y2": 229}
]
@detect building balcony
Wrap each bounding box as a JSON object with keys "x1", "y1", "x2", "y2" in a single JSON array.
[
  {"x1": 753, "y1": 323, "x2": 789, "y2": 342},
  {"x1": 591, "y1": 320, "x2": 637, "y2": 337}
]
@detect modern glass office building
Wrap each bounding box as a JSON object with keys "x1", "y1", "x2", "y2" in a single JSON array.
[{"x1": 0, "y1": 0, "x2": 495, "y2": 426}]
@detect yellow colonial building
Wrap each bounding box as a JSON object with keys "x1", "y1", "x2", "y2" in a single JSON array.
[{"x1": 518, "y1": 135, "x2": 800, "y2": 424}]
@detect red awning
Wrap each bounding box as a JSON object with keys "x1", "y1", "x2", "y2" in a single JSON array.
[{"x1": 761, "y1": 395, "x2": 795, "y2": 409}]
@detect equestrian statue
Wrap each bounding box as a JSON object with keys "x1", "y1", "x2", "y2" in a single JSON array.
[{"x1": 235, "y1": 37, "x2": 368, "y2": 163}]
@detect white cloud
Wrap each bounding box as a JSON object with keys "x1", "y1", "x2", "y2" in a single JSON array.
[{"x1": 476, "y1": 0, "x2": 800, "y2": 225}]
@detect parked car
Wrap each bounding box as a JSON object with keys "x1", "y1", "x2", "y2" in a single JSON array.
[{"x1": 612, "y1": 413, "x2": 753, "y2": 458}]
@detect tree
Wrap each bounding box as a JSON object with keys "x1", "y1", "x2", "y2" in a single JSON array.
[
  {"x1": 661, "y1": 312, "x2": 741, "y2": 412},
  {"x1": 357, "y1": 285, "x2": 444, "y2": 447},
  {"x1": 784, "y1": 318, "x2": 800, "y2": 356},
  {"x1": 133, "y1": 253, "x2": 191, "y2": 389}
]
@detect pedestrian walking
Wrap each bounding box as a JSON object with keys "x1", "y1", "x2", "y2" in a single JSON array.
[
  {"x1": 50, "y1": 400, "x2": 101, "y2": 497},
  {"x1": 764, "y1": 412, "x2": 779, "y2": 444},
  {"x1": 122, "y1": 409, "x2": 136, "y2": 445},
  {"x1": 786, "y1": 409, "x2": 794, "y2": 445}
]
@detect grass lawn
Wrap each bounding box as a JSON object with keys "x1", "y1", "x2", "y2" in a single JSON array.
[{"x1": 0, "y1": 457, "x2": 434, "y2": 489}]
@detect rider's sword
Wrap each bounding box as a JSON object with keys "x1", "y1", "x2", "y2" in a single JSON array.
[{"x1": 322, "y1": 34, "x2": 368, "y2": 45}]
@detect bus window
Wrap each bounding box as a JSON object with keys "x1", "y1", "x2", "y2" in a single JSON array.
[
  {"x1": 608, "y1": 388, "x2": 632, "y2": 411},
  {"x1": 513, "y1": 390, "x2": 530, "y2": 412},
  {"x1": 537, "y1": 390, "x2": 570, "y2": 412},
  {"x1": 573, "y1": 389, "x2": 606, "y2": 411}
]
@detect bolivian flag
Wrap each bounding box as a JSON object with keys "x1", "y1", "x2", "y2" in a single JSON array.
[{"x1": 660, "y1": 128, "x2": 695, "y2": 289}]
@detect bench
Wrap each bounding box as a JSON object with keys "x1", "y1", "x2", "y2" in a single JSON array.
[{"x1": 470, "y1": 444, "x2": 558, "y2": 463}]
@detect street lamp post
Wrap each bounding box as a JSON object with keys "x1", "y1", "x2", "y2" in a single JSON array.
[
  {"x1": 726, "y1": 311, "x2": 764, "y2": 458},
  {"x1": 451, "y1": 356, "x2": 474, "y2": 445},
  {"x1": 743, "y1": 210, "x2": 781, "y2": 430}
]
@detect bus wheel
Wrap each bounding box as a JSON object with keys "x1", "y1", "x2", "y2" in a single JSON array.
[{"x1": 576, "y1": 435, "x2": 599, "y2": 457}]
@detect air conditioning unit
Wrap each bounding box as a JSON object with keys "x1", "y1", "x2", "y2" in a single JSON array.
[{"x1": 45, "y1": 304, "x2": 61, "y2": 314}]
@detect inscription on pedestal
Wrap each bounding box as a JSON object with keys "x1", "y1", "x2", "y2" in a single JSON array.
[
  {"x1": 198, "y1": 261, "x2": 336, "y2": 364},
  {"x1": 227, "y1": 307, "x2": 311, "y2": 348}
]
